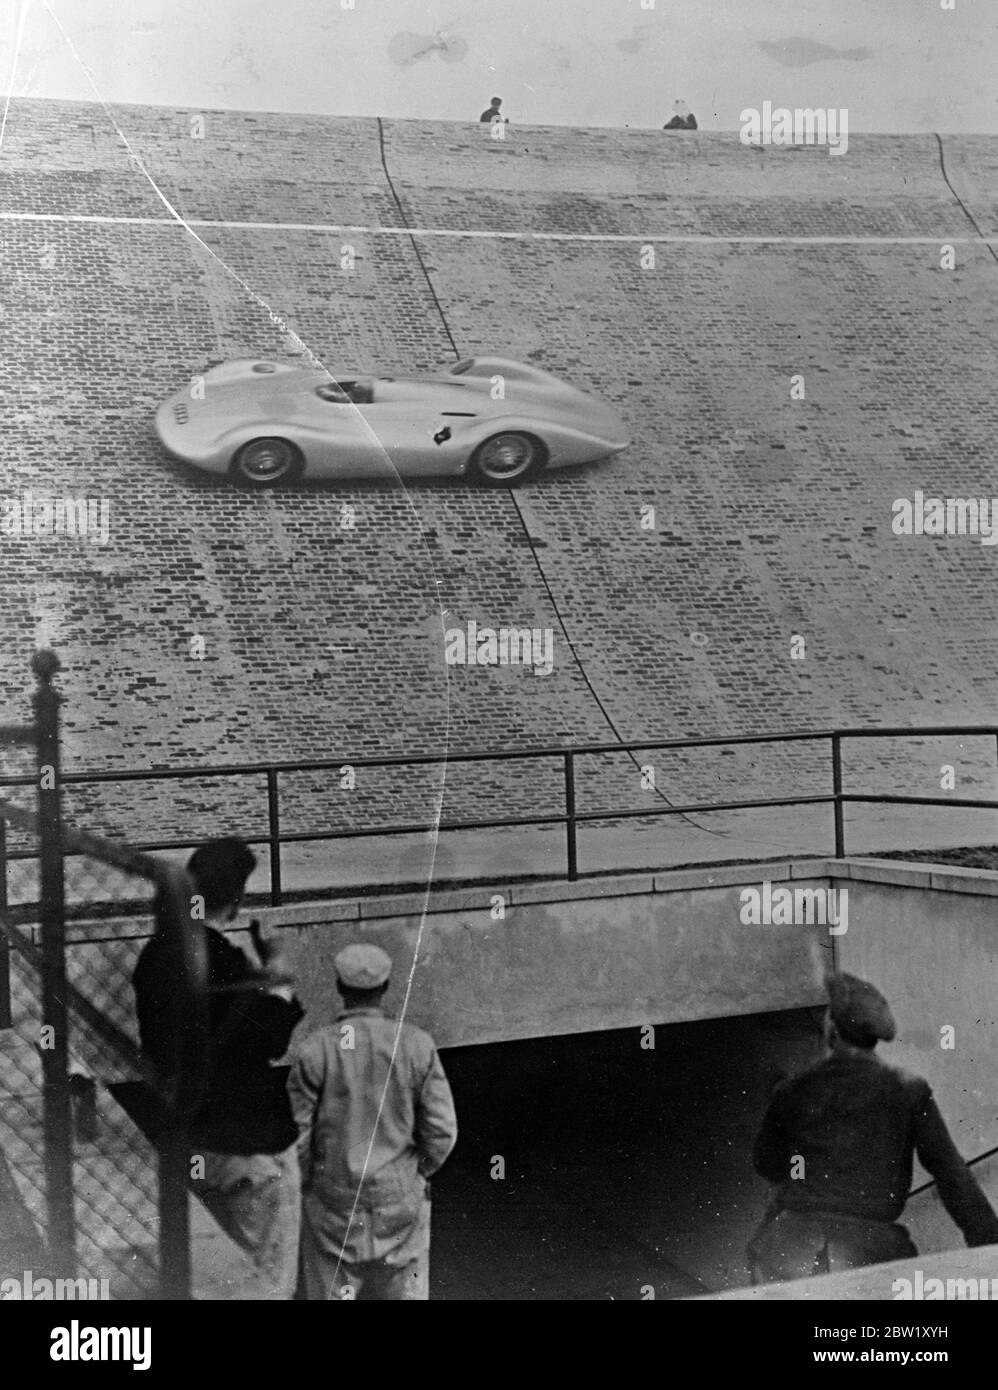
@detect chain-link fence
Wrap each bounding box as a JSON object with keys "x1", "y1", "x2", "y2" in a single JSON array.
[{"x1": 0, "y1": 653, "x2": 204, "y2": 1300}]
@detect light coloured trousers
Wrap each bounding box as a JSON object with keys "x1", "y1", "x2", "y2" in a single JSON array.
[
  {"x1": 299, "y1": 1196, "x2": 430, "y2": 1301},
  {"x1": 199, "y1": 1144, "x2": 301, "y2": 1300}
]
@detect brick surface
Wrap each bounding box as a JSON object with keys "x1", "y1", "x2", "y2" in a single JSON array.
[{"x1": 2, "y1": 98, "x2": 997, "y2": 848}]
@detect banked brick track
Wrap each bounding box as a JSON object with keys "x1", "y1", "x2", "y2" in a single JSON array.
[{"x1": 2, "y1": 99, "x2": 998, "y2": 850}]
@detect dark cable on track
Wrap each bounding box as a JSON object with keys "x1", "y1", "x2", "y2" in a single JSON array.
[{"x1": 376, "y1": 117, "x2": 729, "y2": 840}]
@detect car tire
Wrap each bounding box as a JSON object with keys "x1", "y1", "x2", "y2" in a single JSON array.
[
  {"x1": 469, "y1": 432, "x2": 545, "y2": 487},
  {"x1": 230, "y1": 437, "x2": 304, "y2": 487}
]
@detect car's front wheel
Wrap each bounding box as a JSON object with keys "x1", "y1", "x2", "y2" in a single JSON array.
[
  {"x1": 469, "y1": 432, "x2": 545, "y2": 487},
  {"x1": 230, "y1": 437, "x2": 304, "y2": 487}
]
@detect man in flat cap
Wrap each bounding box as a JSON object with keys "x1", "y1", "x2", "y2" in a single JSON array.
[
  {"x1": 747, "y1": 972, "x2": 998, "y2": 1283},
  {"x1": 287, "y1": 943, "x2": 457, "y2": 1299}
]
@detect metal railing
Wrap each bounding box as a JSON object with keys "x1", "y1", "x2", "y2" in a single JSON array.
[
  {"x1": 0, "y1": 652, "x2": 74, "y2": 1275},
  {"x1": 3, "y1": 723, "x2": 998, "y2": 905},
  {"x1": 0, "y1": 653, "x2": 205, "y2": 1298}
]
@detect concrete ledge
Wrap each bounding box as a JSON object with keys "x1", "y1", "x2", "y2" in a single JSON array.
[
  {"x1": 510, "y1": 873, "x2": 655, "y2": 906},
  {"x1": 358, "y1": 886, "x2": 506, "y2": 920},
  {"x1": 835, "y1": 858, "x2": 933, "y2": 889},
  {"x1": 837, "y1": 855, "x2": 998, "y2": 897},
  {"x1": 653, "y1": 863, "x2": 792, "y2": 893},
  {"x1": 61, "y1": 898, "x2": 363, "y2": 943},
  {"x1": 51, "y1": 855, "x2": 998, "y2": 947},
  {"x1": 257, "y1": 900, "x2": 360, "y2": 927},
  {"x1": 789, "y1": 859, "x2": 837, "y2": 880},
  {"x1": 928, "y1": 866, "x2": 998, "y2": 897}
]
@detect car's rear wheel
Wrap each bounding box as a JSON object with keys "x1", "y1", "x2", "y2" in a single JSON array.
[
  {"x1": 230, "y1": 437, "x2": 304, "y2": 487},
  {"x1": 469, "y1": 432, "x2": 545, "y2": 487}
]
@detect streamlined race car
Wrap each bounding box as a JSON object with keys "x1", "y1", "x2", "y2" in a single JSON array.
[{"x1": 154, "y1": 355, "x2": 629, "y2": 487}]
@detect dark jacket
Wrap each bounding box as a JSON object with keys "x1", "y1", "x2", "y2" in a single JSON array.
[
  {"x1": 133, "y1": 925, "x2": 303, "y2": 1155},
  {"x1": 753, "y1": 1052, "x2": 998, "y2": 1245}
]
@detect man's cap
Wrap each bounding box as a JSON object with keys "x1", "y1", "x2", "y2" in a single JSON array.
[
  {"x1": 491, "y1": 96, "x2": 502, "y2": 104},
  {"x1": 827, "y1": 972, "x2": 896, "y2": 1043},
  {"x1": 335, "y1": 943, "x2": 392, "y2": 989}
]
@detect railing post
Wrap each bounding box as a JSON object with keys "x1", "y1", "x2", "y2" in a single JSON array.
[
  {"x1": 564, "y1": 752, "x2": 578, "y2": 881},
  {"x1": 0, "y1": 818, "x2": 10, "y2": 1029},
  {"x1": 831, "y1": 733, "x2": 845, "y2": 858},
  {"x1": 155, "y1": 864, "x2": 202, "y2": 1301},
  {"x1": 158, "y1": 1122, "x2": 192, "y2": 1299},
  {"x1": 32, "y1": 648, "x2": 75, "y2": 1277},
  {"x1": 266, "y1": 769, "x2": 282, "y2": 906}
]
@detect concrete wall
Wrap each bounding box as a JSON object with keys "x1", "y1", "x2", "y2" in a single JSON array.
[
  {"x1": 32, "y1": 861, "x2": 834, "y2": 1073},
  {"x1": 834, "y1": 859, "x2": 998, "y2": 1255},
  {"x1": 20, "y1": 854, "x2": 997, "y2": 1070},
  {"x1": 8, "y1": 854, "x2": 998, "y2": 1293},
  {"x1": 273, "y1": 854, "x2": 994, "y2": 1275},
  {"x1": 278, "y1": 865, "x2": 834, "y2": 1048}
]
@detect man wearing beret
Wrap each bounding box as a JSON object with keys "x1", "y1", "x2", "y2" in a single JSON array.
[
  {"x1": 287, "y1": 943, "x2": 457, "y2": 1299},
  {"x1": 748, "y1": 971, "x2": 998, "y2": 1283}
]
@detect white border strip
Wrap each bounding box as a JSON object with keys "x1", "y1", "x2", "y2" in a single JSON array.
[{"x1": 0, "y1": 212, "x2": 993, "y2": 244}]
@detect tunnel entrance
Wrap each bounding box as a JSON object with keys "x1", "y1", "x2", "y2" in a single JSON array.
[{"x1": 431, "y1": 1006, "x2": 823, "y2": 1300}]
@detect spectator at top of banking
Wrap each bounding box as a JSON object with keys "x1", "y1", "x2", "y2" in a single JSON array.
[
  {"x1": 480, "y1": 96, "x2": 508, "y2": 123},
  {"x1": 664, "y1": 99, "x2": 698, "y2": 130}
]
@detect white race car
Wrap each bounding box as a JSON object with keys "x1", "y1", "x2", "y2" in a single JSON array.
[{"x1": 155, "y1": 355, "x2": 630, "y2": 487}]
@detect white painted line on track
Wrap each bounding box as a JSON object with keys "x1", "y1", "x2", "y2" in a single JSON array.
[{"x1": 0, "y1": 211, "x2": 993, "y2": 245}]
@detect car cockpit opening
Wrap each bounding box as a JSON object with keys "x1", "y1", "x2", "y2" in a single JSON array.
[{"x1": 315, "y1": 380, "x2": 374, "y2": 406}]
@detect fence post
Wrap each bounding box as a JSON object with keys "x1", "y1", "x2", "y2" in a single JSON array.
[
  {"x1": 157, "y1": 1121, "x2": 191, "y2": 1299},
  {"x1": 0, "y1": 818, "x2": 10, "y2": 1029},
  {"x1": 32, "y1": 648, "x2": 75, "y2": 1276},
  {"x1": 831, "y1": 733, "x2": 845, "y2": 858},
  {"x1": 266, "y1": 769, "x2": 282, "y2": 906},
  {"x1": 154, "y1": 864, "x2": 204, "y2": 1301},
  {"x1": 564, "y1": 752, "x2": 578, "y2": 881}
]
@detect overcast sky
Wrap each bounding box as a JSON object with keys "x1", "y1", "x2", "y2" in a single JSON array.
[{"x1": 3, "y1": 0, "x2": 996, "y2": 132}]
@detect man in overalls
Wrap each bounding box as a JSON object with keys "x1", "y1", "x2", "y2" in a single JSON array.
[{"x1": 288, "y1": 944, "x2": 457, "y2": 1300}]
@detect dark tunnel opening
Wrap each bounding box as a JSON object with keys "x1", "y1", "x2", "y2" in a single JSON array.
[{"x1": 431, "y1": 1005, "x2": 825, "y2": 1299}]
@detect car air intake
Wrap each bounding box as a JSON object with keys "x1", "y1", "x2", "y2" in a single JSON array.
[{"x1": 172, "y1": 403, "x2": 189, "y2": 424}]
